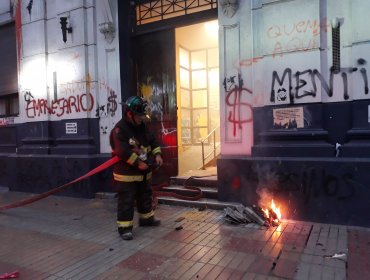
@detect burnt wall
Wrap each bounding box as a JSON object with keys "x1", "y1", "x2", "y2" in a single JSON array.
[{"x1": 218, "y1": 156, "x2": 370, "y2": 227}]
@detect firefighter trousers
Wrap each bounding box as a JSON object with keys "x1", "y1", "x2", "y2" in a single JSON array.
[{"x1": 116, "y1": 180, "x2": 153, "y2": 228}]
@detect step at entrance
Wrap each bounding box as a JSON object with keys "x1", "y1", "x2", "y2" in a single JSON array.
[{"x1": 156, "y1": 169, "x2": 240, "y2": 210}]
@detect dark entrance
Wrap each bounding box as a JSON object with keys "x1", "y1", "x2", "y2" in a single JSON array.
[
  {"x1": 118, "y1": 0, "x2": 218, "y2": 180},
  {"x1": 133, "y1": 30, "x2": 178, "y2": 182}
]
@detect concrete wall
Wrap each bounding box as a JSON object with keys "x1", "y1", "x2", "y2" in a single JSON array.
[
  {"x1": 0, "y1": 0, "x2": 121, "y2": 154},
  {"x1": 217, "y1": 0, "x2": 370, "y2": 226},
  {"x1": 218, "y1": 0, "x2": 370, "y2": 156},
  {"x1": 0, "y1": 0, "x2": 120, "y2": 195}
]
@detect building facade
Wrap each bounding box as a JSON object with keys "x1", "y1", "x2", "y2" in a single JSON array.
[
  {"x1": 217, "y1": 0, "x2": 370, "y2": 227},
  {"x1": 1, "y1": 0, "x2": 369, "y2": 226},
  {"x1": 0, "y1": 0, "x2": 122, "y2": 197}
]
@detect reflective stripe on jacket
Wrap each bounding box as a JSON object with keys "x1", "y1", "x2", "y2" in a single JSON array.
[{"x1": 113, "y1": 172, "x2": 152, "y2": 182}]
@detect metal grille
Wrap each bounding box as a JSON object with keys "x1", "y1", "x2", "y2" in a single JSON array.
[
  {"x1": 332, "y1": 26, "x2": 341, "y2": 73},
  {"x1": 136, "y1": 0, "x2": 217, "y2": 26}
]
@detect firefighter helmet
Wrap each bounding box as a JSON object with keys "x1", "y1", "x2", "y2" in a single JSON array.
[{"x1": 125, "y1": 96, "x2": 147, "y2": 116}]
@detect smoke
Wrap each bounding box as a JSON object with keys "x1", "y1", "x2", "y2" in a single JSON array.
[{"x1": 253, "y1": 163, "x2": 279, "y2": 208}]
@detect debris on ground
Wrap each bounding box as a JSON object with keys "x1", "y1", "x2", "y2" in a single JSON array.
[
  {"x1": 324, "y1": 252, "x2": 347, "y2": 261},
  {"x1": 223, "y1": 205, "x2": 267, "y2": 226},
  {"x1": 174, "y1": 216, "x2": 185, "y2": 222}
]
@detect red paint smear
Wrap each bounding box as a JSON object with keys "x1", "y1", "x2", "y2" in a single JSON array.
[
  {"x1": 161, "y1": 133, "x2": 176, "y2": 147},
  {"x1": 14, "y1": 0, "x2": 22, "y2": 70},
  {"x1": 231, "y1": 176, "x2": 241, "y2": 189}
]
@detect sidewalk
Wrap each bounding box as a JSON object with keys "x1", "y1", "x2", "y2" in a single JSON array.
[{"x1": 0, "y1": 191, "x2": 369, "y2": 280}]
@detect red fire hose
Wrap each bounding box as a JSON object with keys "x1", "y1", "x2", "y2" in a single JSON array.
[
  {"x1": 0, "y1": 156, "x2": 203, "y2": 211},
  {"x1": 0, "y1": 156, "x2": 121, "y2": 211}
]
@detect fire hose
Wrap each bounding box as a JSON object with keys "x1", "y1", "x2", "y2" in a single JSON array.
[{"x1": 0, "y1": 156, "x2": 203, "y2": 211}]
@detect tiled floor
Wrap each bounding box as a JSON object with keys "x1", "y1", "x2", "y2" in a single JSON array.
[{"x1": 0, "y1": 191, "x2": 369, "y2": 280}]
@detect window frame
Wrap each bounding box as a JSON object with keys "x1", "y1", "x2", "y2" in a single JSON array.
[{"x1": 0, "y1": 93, "x2": 19, "y2": 118}]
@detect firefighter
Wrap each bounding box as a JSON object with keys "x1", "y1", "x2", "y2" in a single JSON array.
[{"x1": 110, "y1": 95, "x2": 163, "y2": 240}]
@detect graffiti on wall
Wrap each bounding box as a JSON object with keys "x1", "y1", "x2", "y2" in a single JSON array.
[
  {"x1": 236, "y1": 18, "x2": 330, "y2": 68},
  {"x1": 270, "y1": 58, "x2": 369, "y2": 103},
  {"x1": 267, "y1": 18, "x2": 329, "y2": 58},
  {"x1": 253, "y1": 162, "x2": 362, "y2": 204},
  {"x1": 24, "y1": 91, "x2": 94, "y2": 118},
  {"x1": 223, "y1": 74, "x2": 253, "y2": 137},
  {"x1": 95, "y1": 88, "x2": 118, "y2": 118},
  {"x1": 0, "y1": 117, "x2": 15, "y2": 126},
  {"x1": 139, "y1": 77, "x2": 176, "y2": 135},
  {"x1": 23, "y1": 74, "x2": 120, "y2": 119}
]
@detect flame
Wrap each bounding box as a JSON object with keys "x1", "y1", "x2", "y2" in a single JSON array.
[
  {"x1": 270, "y1": 199, "x2": 282, "y2": 220},
  {"x1": 262, "y1": 199, "x2": 282, "y2": 225}
]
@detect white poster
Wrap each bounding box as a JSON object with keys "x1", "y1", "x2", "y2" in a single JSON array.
[
  {"x1": 273, "y1": 107, "x2": 304, "y2": 129},
  {"x1": 66, "y1": 122, "x2": 77, "y2": 134}
]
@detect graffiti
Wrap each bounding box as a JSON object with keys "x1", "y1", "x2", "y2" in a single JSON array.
[
  {"x1": 139, "y1": 78, "x2": 176, "y2": 135},
  {"x1": 278, "y1": 166, "x2": 358, "y2": 203},
  {"x1": 60, "y1": 75, "x2": 103, "y2": 95},
  {"x1": 100, "y1": 126, "x2": 108, "y2": 134},
  {"x1": 60, "y1": 79, "x2": 92, "y2": 95},
  {"x1": 26, "y1": 0, "x2": 33, "y2": 15},
  {"x1": 358, "y1": 58, "x2": 369, "y2": 94},
  {"x1": 107, "y1": 89, "x2": 118, "y2": 116},
  {"x1": 235, "y1": 20, "x2": 327, "y2": 68},
  {"x1": 266, "y1": 19, "x2": 329, "y2": 39},
  {"x1": 223, "y1": 74, "x2": 253, "y2": 136},
  {"x1": 237, "y1": 56, "x2": 263, "y2": 68},
  {"x1": 272, "y1": 37, "x2": 318, "y2": 58},
  {"x1": 223, "y1": 75, "x2": 238, "y2": 91},
  {"x1": 0, "y1": 117, "x2": 15, "y2": 126},
  {"x1": 95, "y1": 87, "x2": 118, "y2": 118},
  {"x1": 254, "y1": 163, "x2": 361, "y2": 203},
  {"x1": 24, "y1": 91, "x2": 33, "y2": 103},
  {"x1": 25, "y1": 93, "x2": 94, "y2": 118},
  {"x1": 271, "y1": 59, "x2": 368, "y2": 103},
  {"x1": 95, "y1": 104, "x2": 106, "y2": 117},
  {"x1": 267, "y1": 18, "x2": 329, "y2": 58}
]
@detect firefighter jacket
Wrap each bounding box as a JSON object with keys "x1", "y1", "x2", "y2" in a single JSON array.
[{"x1": 110, "y1": 118, "x2": 162, "y2": 183}]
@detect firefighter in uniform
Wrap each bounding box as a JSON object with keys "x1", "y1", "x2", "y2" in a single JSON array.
[{"x1": 110, "y1": 96, "x2": 163, "y2": 240}]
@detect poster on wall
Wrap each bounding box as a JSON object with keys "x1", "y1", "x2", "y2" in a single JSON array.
[
  {"x1": 273, "y1": 107, "x2": 304, "y2": 129},
  {"x1": 66, "y1": 122, "x2": 78, "y2": 134}
]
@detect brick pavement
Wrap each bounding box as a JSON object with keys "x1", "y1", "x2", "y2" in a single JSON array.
[{"x1": 0, "y1": 191, "x2": 369, "y2": 279}]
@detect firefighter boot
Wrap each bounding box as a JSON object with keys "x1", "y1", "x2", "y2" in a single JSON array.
[
  {"x1": 139, "y1": 216, "x2": 161, "y2": 227},
  {"x1": 118, "y1": 226, "x2": 133, "y2": 240}
]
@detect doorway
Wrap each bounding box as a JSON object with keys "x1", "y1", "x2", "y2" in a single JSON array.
[{"x1": 175, "y1": 20, "x2": 220, "y2": 175}]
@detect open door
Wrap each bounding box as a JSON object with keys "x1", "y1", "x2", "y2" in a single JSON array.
[
  {"x1": 133, "y1": 30, "x2": 178, "y2": 182},
  {"x1": 176, "y1": 20, "x2": 220, "y2": 175}
]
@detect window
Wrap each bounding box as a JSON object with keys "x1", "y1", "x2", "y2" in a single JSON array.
[
  {"x1": 0, "y1": 94, "x2": 19, "y2": 117},
  {"x1": 136, "y1": 0, "x2": 217, "y2": 26},
  {"x1": 0, "y1": 22, "x2": 19, "y2": 117}
]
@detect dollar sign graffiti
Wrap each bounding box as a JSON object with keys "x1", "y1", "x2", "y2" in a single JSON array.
[
  {"x1": 108, "y1": 89, "x2": 117, "y2": 116},
  {"x1": 226, "y1": 86, "x2": 253, "y2": 136}
]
